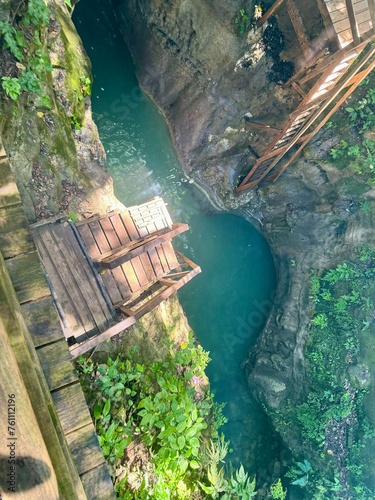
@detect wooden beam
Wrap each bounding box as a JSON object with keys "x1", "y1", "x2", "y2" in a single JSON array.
[
  {"x1": 120, "y1": 266, "x2": 201, "y2": 320},
  {"x1": 257, "y1": 0, "x2": 286, "y2": 27},
  {"x1": 237, "y1": 43, "x2": 375, "y2": 192},
  {"x1": 244, "y1": 120, "x2": 281, "y2": 134},
  {"x1": 286, "y1": 0, "x2": 312, "y2": 60},
  {"x1": 346, "y1": 0, "x2": 360, "y2": 44},
  {"x1": 272, "y1": 56, "x2": 375, "y2": 182},
  {"x1": 316, "y1": 0, "x2": 340, "y2": 52},
  {"x1": 69, "y1": 315, "x2": 136, "y2": 358},
  {"x1": 158, "y1": 278, "x2": 176, "y2": 286},
  {"x1": 291, "y1": 81, "x2": 306, "y2": 98},
  {"x1": 96, "y1": 223, "x2": 189, "y2": 269}
]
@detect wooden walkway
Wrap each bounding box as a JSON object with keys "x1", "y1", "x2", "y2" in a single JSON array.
[
  {"x1": 0, "y1": 144, "x2": 115, "y2": 499},
  {"x1": 237, "y1": 0, "x2": 375, "y2": 192}
]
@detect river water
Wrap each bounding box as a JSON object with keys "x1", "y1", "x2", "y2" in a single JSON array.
[{"x1": 74, "y1": 0, "x2": 278, "y2": 475}]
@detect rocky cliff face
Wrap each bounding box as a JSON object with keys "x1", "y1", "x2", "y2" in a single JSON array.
[
  {"x1": 113, "y1": 0, "x2": 302, "y2": 210},
  {"x1": 112, "y1": 0, "x2": 375, "y2": 489},
  {"x1": 0, "y1": 0, "x2": 123, "y2": 221}
]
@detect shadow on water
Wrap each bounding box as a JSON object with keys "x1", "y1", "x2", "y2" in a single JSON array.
[{"x1": 74, "y1": 0, "x2": 278, "y2": 474}]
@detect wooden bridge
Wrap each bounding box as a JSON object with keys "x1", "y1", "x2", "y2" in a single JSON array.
[
  {"x1": 237, "y1": 0, "x2": 375, "y2": 192},
  {"x1": 32, "y1": 197, "x2": 200, "y2": 358}
]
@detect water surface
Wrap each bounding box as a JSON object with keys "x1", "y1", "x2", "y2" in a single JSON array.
[{"x1": 74, "y1": 0, "x2": 277, "y2": 473}]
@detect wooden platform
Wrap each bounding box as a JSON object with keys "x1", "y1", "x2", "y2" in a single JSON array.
[
  {"x1": 31, "y1": 197, "x2": 200, "y2": 357},
  {"x1": 0, "y1": 144, "x2": 116, "y2": 499}
]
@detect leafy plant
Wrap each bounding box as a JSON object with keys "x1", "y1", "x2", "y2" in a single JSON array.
[
  {"x1": 287, "y1": 459, "x2": 312, "y2": 487},
  {"x1": 234, "y1": 9, "x2": 250, "y2": 35},
  {"x1": 0, "y1": 0, "x2": 52, "y2": 103},
  {"x1": 270, "y1": 478, "x2": 287, "y2": 499},
  {"x1": 1, "y1": 76, "x2": 22, "y2": 101},
  {"x1": 71, "y1": 114, "x2": 82, "y2": 130},
  {"x1": 80, "y1": 75, "x2": 91, "y2": 96}
]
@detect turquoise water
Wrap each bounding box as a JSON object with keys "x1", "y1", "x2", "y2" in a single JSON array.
[{"x1": 74, "y1": 1, "x2": 278, "y2": 474}]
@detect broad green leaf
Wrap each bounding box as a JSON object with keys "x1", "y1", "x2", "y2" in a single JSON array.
[
  {"x1": 190, "y1": 459, "x2": 200, "y2": 469},
  {"x1": 103, "y1": 398, "x2": 111, "y2": 417},
  {"x1": 178, "y1": 436, "x2": 185, "y2": 450}
]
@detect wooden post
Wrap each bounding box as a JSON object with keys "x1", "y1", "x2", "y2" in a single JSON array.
[{"x1": 257, "y1": 0, "x2": 286, "y2": 27}]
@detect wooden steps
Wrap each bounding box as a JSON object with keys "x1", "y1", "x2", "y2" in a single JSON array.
[{"x1": 237, "y1": 0, "x2": 375, "y2": 193}]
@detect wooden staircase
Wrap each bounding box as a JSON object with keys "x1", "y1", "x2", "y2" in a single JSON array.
[{"x1": 237, "y1": 0, "x2": 375, "y2": 192}]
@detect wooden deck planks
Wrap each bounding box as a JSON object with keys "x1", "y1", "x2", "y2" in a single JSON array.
[
  {"x1": 34, "y1": 227, "x2": 93, "y2": 339},
  {"x1": 37, "y1": 340, "x2": 78, "y2": 391},
  {"x1": 22, "y1": 296, "x2": 64, "y2": 347},
  {"x1": 0, "y1": 156, "x2": 21, "y2": 208},
  {"x1": 0, "y1": 205, "x2": 35, "y2": 258},
  {"x1": 80, "y1": 463, "x2": 117, "y2": 500},
  {"x1": 6, "y1": 251, "x2": 51, "y2": 303},
  {"x1": 66, "y1": 424, "x2": 106, "y2": 475},
  {"x1": 51, "y1": 382, "x2": 92, "y2": 434},
  {"x1": 77, "y1": 223, "x2": 124, "y2": 306},
  {"x1": 55, "y1": 222, "x2": 113, "y2": 329}
]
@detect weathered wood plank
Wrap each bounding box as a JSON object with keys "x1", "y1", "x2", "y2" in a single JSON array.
[
  {"x1": 0, "y1": 157, "x2": 21, "y2": 208},
  {"x1": 21, "y1": 296, "x2": 64, "y2": 347},
  {"x1": 36, "y1": 227, "x2": 94, "y2": 337},
  {"x1": 0, "y1": 284, "x2": 60, "y2": 498},
  {"x1": 99, "y1": 216, "x2": 122, "y2": 248},
  {"x1": 33, "y1": 230, "x2": 84, "y2": 338},
  {"x1": 346, "y1": 0, "x2": 360, "y2": 42},
  {"x1": 51, "y1": 382, "x2": 92, "y2": 434},
  {"x1": 63, "y1": 222, "x2": 114, "y2": 324},
  {"x1": 37, "y1": 340, "x2": 78, "y2": 391},
  {"x1": 0, "y1": 205, "x2": 35, "y2": 258},
  {"x1": 0, "y1": 251, "x2": 86, "y2": 499},
  {"x1": 257, "y1": 0, "x2": 286, "y2": 27},
  {"x1": 53, "y1": 222, "x2": 113, "y2": 332},
  {"x1": 109, "y1": 212, "x2": 132, "y2": 242},
  {"x1": 66, "y1": 424, "x2": 105, "y2": 475},
  {"x1": 121, "y1": 266, "x2": 201, "y2": 319},
  {"x1": 161, "y1": 241, "x2": 179, "y2": 271},
  {"x1": 119, "y1": 211, "x2": 140, "y2": 239},
  {"x1": 80, "y1": 463, "x2": 117, "y2": 500},
  {"x1": 6, "y1": 251, "x2": 50, "y2": 303},
  {"x1": 77, "y1": 224, "x2": 123, "y2": 305},
  {"x1": 155, "y1": 244, "x2": 170, "y2": 274},
  {"x1": 89, "y1": 221, "x2": 134, "y2": 298},
  {"x1": 69, "y1": 315, "x2": 136, "y2": 358}
]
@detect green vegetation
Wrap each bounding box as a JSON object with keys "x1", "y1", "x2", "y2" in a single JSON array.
[
  {"x1": 77, "y1": 337, "x2": 280, "y2": 499},
  {"x1": 271, "y1": 251, "x2": 375, "y2": 498},
  {"x1": 234, "y1": 9, "x2": 250, "y2": 36},
  {"x1": 328, "y1": 77, "x2": 375, "y2": 184},
  {"x1": 0, "y1": 0, "x2": 52, "y2": 104}
]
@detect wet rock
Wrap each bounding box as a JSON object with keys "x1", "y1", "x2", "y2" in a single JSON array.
[{"x1": 348, "y1": 364, "x2": 371, "y2": 389}]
